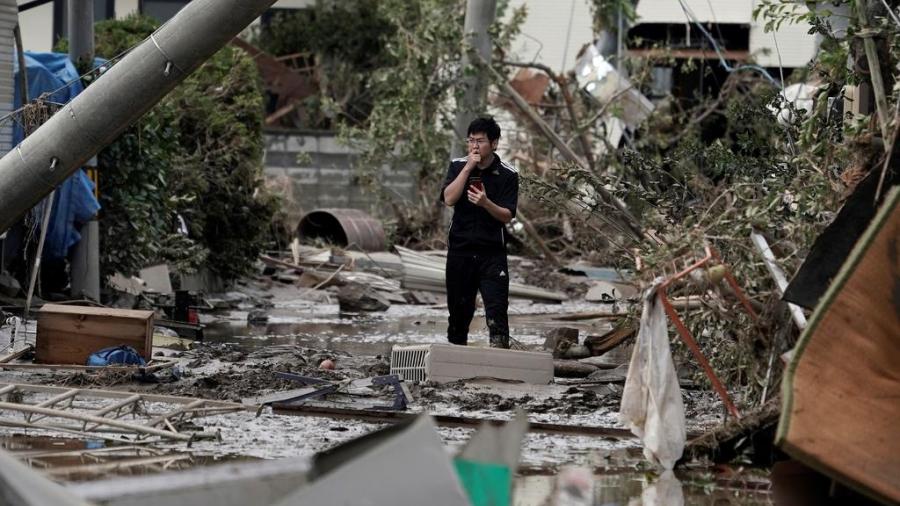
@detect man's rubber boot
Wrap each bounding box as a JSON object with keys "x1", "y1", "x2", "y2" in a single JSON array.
[{"x1": 489, "y1": 334, "x2": 510, "y2": 349}]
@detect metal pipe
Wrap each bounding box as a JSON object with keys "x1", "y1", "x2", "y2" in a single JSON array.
[{"x1": 0, "y1": 0, "x2": 277, "y2": 234}]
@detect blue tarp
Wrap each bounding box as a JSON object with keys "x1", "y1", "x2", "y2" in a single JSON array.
[{"x1": 13, "y1": 52, "x2": 102, "y2": 260}]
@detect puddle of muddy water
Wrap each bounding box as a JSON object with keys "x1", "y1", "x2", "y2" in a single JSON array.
[
  {"x1": 202, "y1": 308, "x2": 614, "y2": 357},
  {"x1": 0, "y1": 433, "x2": 257, "y2": 482},
  {"x1": 515, "y1": 469, "x2": 772, "y2": 505}
]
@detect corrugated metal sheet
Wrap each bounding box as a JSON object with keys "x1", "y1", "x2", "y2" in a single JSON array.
[
  {"x1": 635, "y1": 0, "x2": 753, "y2": 24},
  {"x1": 0, "y1": 0, "x2": 16, "y2": 154}
]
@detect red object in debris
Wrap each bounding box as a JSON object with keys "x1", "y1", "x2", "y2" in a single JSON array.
[
  {"x1": 187, "y1": 308, "x2": 199, "y2": 325},
  {"x1": 319, "y1": 359, "x2": 335, "y2": 370}
]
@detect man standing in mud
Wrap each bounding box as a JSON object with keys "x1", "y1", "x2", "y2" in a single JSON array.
[{"x1": 440, "y1": 116, "x2": 518, "y2": 348}]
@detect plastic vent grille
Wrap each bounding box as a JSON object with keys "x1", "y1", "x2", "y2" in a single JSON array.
[{"x1": 389, "y1": 345, "x2": 430, "y2": 383}]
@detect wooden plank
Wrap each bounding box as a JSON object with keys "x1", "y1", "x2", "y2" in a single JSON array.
[
  {"x1": 35, "y1": 305, "x2": 153, "y2": 364},
  {"x1": 0, "y1": 345, "x2": 33, "y2": 364},
  {"x1": 37, "y1": 304, "x2": 154, "y2": 319},
  {"x1": 777, "y1": 188, "x2": 900, "y2": 505}
]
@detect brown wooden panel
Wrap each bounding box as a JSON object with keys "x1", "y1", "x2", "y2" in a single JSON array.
[
  {"x1": 37, "y1": 313, "x2": 149, "y2": 340},
  {"x1": 35, "y1": 305, "x2": 153, "y2": 365},
  {"x1": 777, "y1": 188, "x2": 900, "y2": 504}
]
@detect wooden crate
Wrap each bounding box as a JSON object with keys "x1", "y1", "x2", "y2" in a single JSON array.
[{"x1": 36, "y1": 305, "x2": 154, "y2": 365}]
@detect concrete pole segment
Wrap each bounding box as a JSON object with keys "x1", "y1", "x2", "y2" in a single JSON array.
[
  {"x1": 68, "y1": 0, "x2": 94, "y2": 67},
  {"x1": 68, "y1": 0, "x2": 100, "y2": 300},
  {"x1": 451, "y1": 0, "x2": 496, "y2": 159},
  {"x1": 0, "y1": 0, "x2": 278, "y2": 234}
]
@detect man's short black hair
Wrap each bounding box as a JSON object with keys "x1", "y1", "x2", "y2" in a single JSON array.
[{"x1": 467, "y1": 116, "x2": 501, "y2": 141}]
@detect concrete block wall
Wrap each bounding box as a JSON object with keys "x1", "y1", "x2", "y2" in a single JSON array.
[{"x1": 263, "y1": 131, "x2": 417, "y2": 226}]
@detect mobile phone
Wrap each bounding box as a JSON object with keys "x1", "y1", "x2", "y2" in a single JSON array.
[{"x1": 469, "y1": 177, "x2": 483, "y2": 192}]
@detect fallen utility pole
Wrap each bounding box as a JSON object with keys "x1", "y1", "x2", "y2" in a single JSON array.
[{"x1": 0, "y1": 0, "x2": 279, "y2": 234}]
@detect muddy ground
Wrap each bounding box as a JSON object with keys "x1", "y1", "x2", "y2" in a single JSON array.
[{"x1": 0, "y1": 270, "x2": 772, "y2": 504}]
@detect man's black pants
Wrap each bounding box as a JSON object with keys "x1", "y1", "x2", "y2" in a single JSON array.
[{"x1": 445, "y1": 252, "x2": 509, "y2": 347}]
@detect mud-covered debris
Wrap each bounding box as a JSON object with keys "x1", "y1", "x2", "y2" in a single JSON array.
[
  {"x1": 553, "y1": 360, "x2": 598, "y2": 378},
  {"x1": 337, "y1": 283, "x2": 391, "y2": 312},
  {"x1": 247, "y1": 310, "x2": 269, "y2": 324},
  {"x1": 543, "y1": 327, "x2": 579, "y2": 358}
]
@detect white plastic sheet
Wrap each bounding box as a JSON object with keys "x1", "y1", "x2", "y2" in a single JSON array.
[{"x1": 619, "y1": 282, "x2": 686, "y2": 470}]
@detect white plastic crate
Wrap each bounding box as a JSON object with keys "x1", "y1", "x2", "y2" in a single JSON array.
[{"x1": 390, "y1": 344, "x2": 553, "y2": 384}]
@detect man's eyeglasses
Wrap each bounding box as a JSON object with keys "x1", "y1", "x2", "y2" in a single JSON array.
[{"x1": 466, "y1": 138, "x2": 489, "y2": 145}]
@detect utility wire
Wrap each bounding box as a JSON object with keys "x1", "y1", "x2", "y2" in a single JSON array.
[
  {"x1": 0, "y1": 16, "x2": 178, "y2": 130},
  {"x1": 676, "y1": 0, "x2": 780, "y2": 88}
]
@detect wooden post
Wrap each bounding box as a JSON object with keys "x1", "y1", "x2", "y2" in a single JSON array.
[{"x1": 856, "y1": 0, "x2": 892, "y2": 145}]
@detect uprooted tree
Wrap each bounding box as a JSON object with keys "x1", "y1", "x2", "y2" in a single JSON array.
[{"x1": 483, "y1": 0, "x2": 898, "y2": 406}]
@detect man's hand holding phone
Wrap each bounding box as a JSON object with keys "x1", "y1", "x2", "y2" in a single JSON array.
[{"x1": 467, "y1": 177, "x2": 486, "y2": 207}]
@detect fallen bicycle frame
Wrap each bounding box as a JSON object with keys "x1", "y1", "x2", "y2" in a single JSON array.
[{"x1": 0, "y1": 383, "x2": 246, "y2": 443}]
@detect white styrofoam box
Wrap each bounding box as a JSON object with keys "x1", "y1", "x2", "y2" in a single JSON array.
[{"x1": 390, "y1": 344, "x2": 553, "y2": 385}]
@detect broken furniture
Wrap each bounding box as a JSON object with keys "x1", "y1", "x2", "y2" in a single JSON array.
[
  {"x1": 390, "y1": 344, "x2": 554, "y2": 384},
  {"x1": 231, "y1": 37, "x2": 318, "y2": 127},
  {"x1": 0, "y1": 383, "x2": 244, "y2": 443},
  {"x1": 778, "y1": 188, "x2": 900, "y2": 505},
  {"x1": 655, "y1": 245, "x2": 760, "y2": 419},
  {"x1": 35, "y1": 304, "x2": 154, "y2": 365}
]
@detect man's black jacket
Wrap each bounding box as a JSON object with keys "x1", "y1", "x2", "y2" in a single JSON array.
[{"x1": 439, "y1": 154, "x2": 518, "y2": 254}]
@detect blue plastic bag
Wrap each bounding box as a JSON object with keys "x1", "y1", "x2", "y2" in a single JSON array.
[{"x1": 86, "y1": 345, "x2": 147, "y2": 367}]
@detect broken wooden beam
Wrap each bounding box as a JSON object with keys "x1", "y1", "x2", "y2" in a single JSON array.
[{"x1": 0, "y1": 344, "x2": 33, "y2": 364}]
